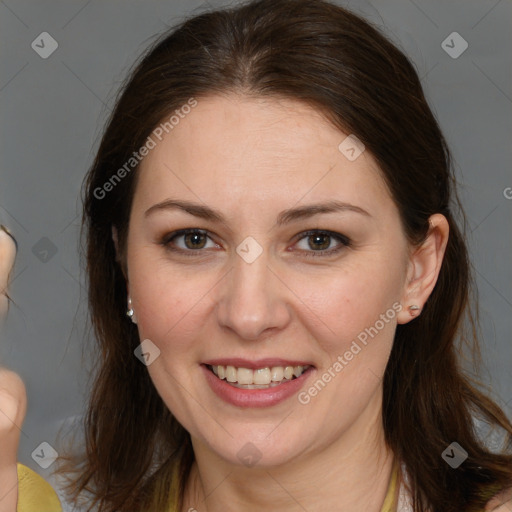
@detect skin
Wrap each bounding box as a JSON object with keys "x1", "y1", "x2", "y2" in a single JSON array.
[
  {"x1": 0, "y1": 228, "x2": 16, "y2": 318},
  {"x1": 119, "y1": 94, "x2": 449, "y2": 512},
  {"x1": 0, "y1": 227, "x2": 24, "y2": 512}
]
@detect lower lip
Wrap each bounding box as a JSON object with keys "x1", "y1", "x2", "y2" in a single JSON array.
[{"x1": 201, "y1": 364, "x2": 315, "y2": 408}]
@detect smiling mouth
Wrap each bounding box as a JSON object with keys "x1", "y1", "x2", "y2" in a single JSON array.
[{"x1": 205, "y1": 364, "x2": 311, "y2": 389}]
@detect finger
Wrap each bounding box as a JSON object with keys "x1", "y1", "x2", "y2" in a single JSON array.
[
  {"x1": 0, "y1": 369, "x2": 26, "y2": 511},
  {"x1": 0, "y1": 226, "x2": 17, "y2": 318}
]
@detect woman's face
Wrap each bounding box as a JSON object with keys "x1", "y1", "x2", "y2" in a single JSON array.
[{"x1": 125, "y1": 94, "x2": 414, "y2": 467}]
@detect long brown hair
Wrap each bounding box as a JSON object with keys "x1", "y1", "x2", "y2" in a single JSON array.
[{"x1": 56, "y1": 0, "x2": 512, "y2": 510}]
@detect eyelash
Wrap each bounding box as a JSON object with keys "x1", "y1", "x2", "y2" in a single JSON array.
[{"x1": 160, "y1": 228, "x2": 351, "y2": 258}]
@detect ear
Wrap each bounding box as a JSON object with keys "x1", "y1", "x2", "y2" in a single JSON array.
[{"x1": 396, "y1": 213, "x2": 449, "y2": 324}]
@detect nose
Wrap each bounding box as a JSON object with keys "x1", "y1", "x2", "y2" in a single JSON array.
[{"x1": 215, "y1": 245, "x2": 292, "y2": 341}]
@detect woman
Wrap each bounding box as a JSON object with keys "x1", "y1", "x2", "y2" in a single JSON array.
[{"x1": 2, "y1": 0, "x2": 511, "y2": 510}]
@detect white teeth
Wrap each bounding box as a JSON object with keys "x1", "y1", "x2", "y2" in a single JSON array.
[
  {"x1": 208, "y1": 364, "x2": 310, "y2": 387},
  {"x1": 271, "y1": 366, "x2": 284, "y2": 381},
  {"x1": 253, "y1": 368, "x2": 271, "y2": 385},
  {"x1": 237, "y1": 367, "x2": 253, "y2": 385},
  {"x1": 293, "y1": 365, "x2": 304, "y2": 378},
  {"x1": 229, "y1": 382, "x2": 283, "y2": 389},
  {"x1": 225, "y1": 365, "x2": 237, "y2": 383}
]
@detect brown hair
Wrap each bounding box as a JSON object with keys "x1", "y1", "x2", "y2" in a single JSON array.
[{"x1": 56, "y1": 0, "x2": 512, "y2": 510}]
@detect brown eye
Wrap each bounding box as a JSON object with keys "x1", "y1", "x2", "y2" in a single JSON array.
[
  {"x1": 307, "y1": 233, "x2": 331, "y2": 250},
  {"x1": 183, "y1": 231, "x2": 207, "y2": 249},
  {"x1": 162, "y1": 229, "x2": 218, "y2": 255},
  {"x1": 294, "y1": 230, "x2": 351, "y2": 257}
]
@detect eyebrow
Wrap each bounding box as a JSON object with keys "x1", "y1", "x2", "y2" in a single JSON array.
[{"x1": 144, "y1": 199, "x2": 371, "y2": 225}]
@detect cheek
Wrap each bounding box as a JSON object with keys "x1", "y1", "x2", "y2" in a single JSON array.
[
  {"x1": 128, "y1": 257, "x2": 217, "y2": 356},
  {"x1": 287, "y1": 257, "x2": 403, "y2": 356},
  {"x1": 291, "y1": 268, "x2": 402, "y2": 417}
]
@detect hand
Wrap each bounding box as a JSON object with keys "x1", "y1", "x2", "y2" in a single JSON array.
[
  {"x1": 0, "y1": 226, "x2": 16, "y2": 318},
  {"x1": 0, "y1": 225, "x2": 26, "y2": 511}
]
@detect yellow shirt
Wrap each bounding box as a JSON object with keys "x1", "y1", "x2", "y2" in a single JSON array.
[
  {"x1": 15, "y1": 460, "x2": 398, "y2": 512},
  {"x1": 381, "y1": 459, "x2": 399, "y2": 512},
  {"x1": 16, "y1": 463, "x2": 62, "y2": 512},
  {"x1": 16, "y1": 459, "x2": 495, "y2": 512}
]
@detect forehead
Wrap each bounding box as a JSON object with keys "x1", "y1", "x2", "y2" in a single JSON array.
[{"x1": 134, "y1": 94, "x2": 395, "y2": 221}]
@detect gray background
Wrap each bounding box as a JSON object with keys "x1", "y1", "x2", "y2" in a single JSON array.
[{"x1": 0, "y1": 0, "x2": 511, "y2": 506}]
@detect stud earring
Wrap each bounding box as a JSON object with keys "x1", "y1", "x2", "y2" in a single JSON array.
[
  {"x1": 126, "y1": 297, "x2": 137, "y2": 324},
  {"x1": 408, "y1": 304, "x2": 420, "y2": 316}
]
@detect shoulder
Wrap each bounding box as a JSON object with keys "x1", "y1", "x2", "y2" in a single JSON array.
[
  {"x1": 17, "y1": 463, "x2": 62, "y2": 512},
  {"x1": 484, "y1": 486, "x2": 512, "y2": 511}
]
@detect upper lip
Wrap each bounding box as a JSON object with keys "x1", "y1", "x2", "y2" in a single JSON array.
[{"x1": 203, "y1": 358, "x2": 314, "y2": 369}]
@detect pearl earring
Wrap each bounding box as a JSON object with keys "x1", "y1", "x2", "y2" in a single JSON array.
[
  {"x1": 408, "y1": 304, "x2": 420, "y2": 316},
  {"x1": 126, "y1": 297, "x2": 137, "y2": 324}
]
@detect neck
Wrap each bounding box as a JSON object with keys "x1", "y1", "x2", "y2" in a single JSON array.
[{"x1": 182, "y1": 390, "x2": 395, "y2": 512}]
